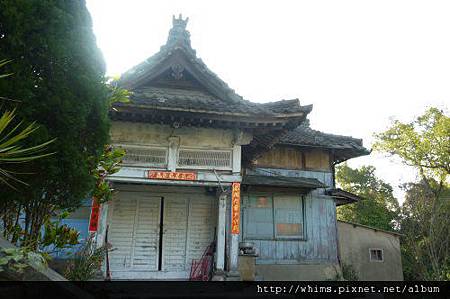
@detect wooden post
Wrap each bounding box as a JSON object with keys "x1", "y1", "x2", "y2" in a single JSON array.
[
  {"x1": 95, "y1": 202, "x2": 109, "y2": 278},
  {"x1": 95, "y1": 202, "x2": 109, "y2": 248},
  {"x1": 167, "y1": 136, "x2": 179, "y2": 172},
  {"x1": 229, "y1": 234, "x2": 239, "y2": 273},
  {"x1": 215, "y1": 192, "x2": 227, "y2": 272},
  {"x1": 228, "y1": 182, "x2": 241, "y2": 278},
  {"x1": 232, "y1": 145, "x2": 241, "y2": 174}
]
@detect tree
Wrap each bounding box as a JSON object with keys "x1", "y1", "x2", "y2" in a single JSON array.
[
  {"x1": 336, "y1": 164, "x2": 399, "y2": 232},
  {"x1": 399, "y1": 181, "x2": 449, "y2": 280},
  {"x1": 0, "y1": 0, "x2": 109, "y2": 249},
  {"x1": 374, "y1": 107, "x2": 449, "y2": 196},
  {"x1": 0, "y1": 59, "x2": 55, "y2": 189},
  {"x1": 0, "y1": 109, "x2": 55, "y2": 188},
  {"x1": 374, "y1": 107, "x2": 450, "y2": 280}
]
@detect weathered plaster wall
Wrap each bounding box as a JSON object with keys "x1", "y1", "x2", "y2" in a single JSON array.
[
  {"x1": 337, "y1": 221, "x2": 403, "y2": 281},
  {"x1": 255, "y1": 263, "x2": 340, "y2": 281},
  {"x1": 111, "y1": 121, "x2": 238, "y2": 148}
]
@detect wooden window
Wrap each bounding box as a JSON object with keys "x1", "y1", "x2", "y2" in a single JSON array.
[
  {"x1": 369, "y1": 248, "x2": 384, "y2": 262},
  {"x1": 243, "y1": 194, "x2": 305, "y2": 240},
  {"x1": 177, "y1": 148, "x2": 232, "y2": 170},
  {"x1": 117, "y1": 144, "x2": 168, "y2": 167},
  {"x1": 274, "y1": 195, "x2": 304, "y2": 239},
  {"x1": 243, "y1": 195, "x2": 274, "y2": 239}
]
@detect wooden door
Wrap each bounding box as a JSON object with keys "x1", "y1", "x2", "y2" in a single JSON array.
[
  {"x1": 161, "y1": 197, "x2": 189, "y2": 271},
  {"x1": 185, "y1": 196, "x2": 216, "y2": 269},
  {"x1": 108, "y1": 192, "x2": 161, "y2": 272},
  {"x1": 161, "y1": 194, "x2": 216, "y2": 273}
]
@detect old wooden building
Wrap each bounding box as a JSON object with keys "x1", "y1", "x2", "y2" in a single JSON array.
[{"x1": 93, "y1": 16, "x2": 369, "y2": 280}]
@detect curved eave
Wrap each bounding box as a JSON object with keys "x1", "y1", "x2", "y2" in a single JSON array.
[
  {"x1": 277, "y1": 142, "x2": 371, "y2": 163},
  {"x1": 112, "y1": 102, "x2": 310, "y2": 118},
  {"x1": 327, "y1": 188, "x2": 363, "y2": 206},
  {"x1": 110, "y1": 106, "x2": 311, "y2": 132}
]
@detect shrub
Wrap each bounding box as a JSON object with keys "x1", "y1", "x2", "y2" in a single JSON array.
[
  {"x1": 64, "y1": 235, "x2": 104, "y2": 281},
  {"x1": 341, "y1": 262, "x2": 359, "y2": 281}
]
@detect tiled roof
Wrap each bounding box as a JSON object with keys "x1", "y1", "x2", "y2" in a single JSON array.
[
  {"x1": 278, "y1": 124, "x2": 370, "y2": 161},
  {"x1": 121, "y1": 87, "x2": 309, "y2": 116},
  {"x1": 116, "y1": 16, "x2": 311, "y2": 118},
  {"x1": 118, "y1": 32, "x2": 246, "y2": 105}
]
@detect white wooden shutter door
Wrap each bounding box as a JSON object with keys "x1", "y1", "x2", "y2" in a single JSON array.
[
  {"x1": 108, "y1": 194, "x2": 137, "y2": 271},
  {"x1": 109, "y1": 192, "x2": 160, "y2": 271},
  {"x1": 185, "y1": 196, "x2": 215, "y2": 269},
  {"x1": 131, "y1": 197, "x2": 160, "y2": 270},
  {"x1": 162, "y1": 197, "x2": 189, "y2": 271}
]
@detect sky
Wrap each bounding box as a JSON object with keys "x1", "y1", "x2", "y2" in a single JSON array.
[{"x1": 86, "y1": 0, "x2": 450, "y2": 203}]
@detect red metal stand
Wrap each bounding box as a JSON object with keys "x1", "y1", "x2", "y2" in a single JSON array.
[{"x1": 189, "y1": 242, "x2": 215, "y2": 281}]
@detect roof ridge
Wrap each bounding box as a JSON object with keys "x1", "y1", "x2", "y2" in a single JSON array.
[
  {"x1": 116, "y1": 17, "x2": 314, "y2": 119},
  {"x1": 119, "y1": 17, "x2": 312, "y2": 107}
]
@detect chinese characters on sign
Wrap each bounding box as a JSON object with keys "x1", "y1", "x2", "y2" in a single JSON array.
[
  {"x1": 148, "y1": 171, "x2": 197, "y2": 181},
  {"x1": 89, "y1": 198, "x2": 100, "y2": 232},
  {"x1": 231, "y1": 182, "x2": 241, "y2": 234}
]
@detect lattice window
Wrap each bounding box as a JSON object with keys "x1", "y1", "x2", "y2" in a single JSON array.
[
  {"x1": 177, "y1": 149, "x2": 232, "y2": 170},
  {"x1": 118, "y1": 144, "x2": 168, "y2": 167}
]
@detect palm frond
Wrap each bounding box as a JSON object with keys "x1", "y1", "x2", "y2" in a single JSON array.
[{"x1": 0, "y1": 110, "x2": 55, "y2": 188}]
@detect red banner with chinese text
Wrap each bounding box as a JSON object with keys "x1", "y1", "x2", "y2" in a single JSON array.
[
  {"x1": 148, "y1": 170, "x2": 197, "y2": 181},
  {"x1": 89, "y1": 198, "x2": 101, "y2": 232},
  {"x1": 231, "y1": 182, "x2": 241, "y2": 234}
]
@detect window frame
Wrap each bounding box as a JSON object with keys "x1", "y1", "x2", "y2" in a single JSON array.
[
  {"x1": 242, "y1": 193, "x2": 306, "y2": 241},
  {"x1": 369, "y1": 248, "x2": 384, "y2": 262}
]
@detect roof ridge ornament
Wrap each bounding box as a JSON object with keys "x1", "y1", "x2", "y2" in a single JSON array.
[{"x1": 166, "y1": 14, "x2": 191, "y2": 48}]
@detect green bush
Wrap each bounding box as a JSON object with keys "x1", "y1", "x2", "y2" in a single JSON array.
[
  {"x1": 341, "y1": 263, "x2": 359, "y2": 281},
  {"x1": 64, "y1": 235, "x2": 104, "y2": 281}
]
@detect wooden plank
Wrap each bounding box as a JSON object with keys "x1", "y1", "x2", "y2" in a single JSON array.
[{"x1": 255, "y1": 146, "x2": 303, "y2": 170}]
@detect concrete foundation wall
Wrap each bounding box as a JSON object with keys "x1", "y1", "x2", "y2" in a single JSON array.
[
  {"x1": 337, "y1": 221, "x2": 403, "y2": 281},
  {"x1": 256, "y1": 263, "x2": 340, "y2": 281}
]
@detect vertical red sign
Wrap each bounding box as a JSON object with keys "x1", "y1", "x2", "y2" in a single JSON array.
[
  {"x1": 89, "y1": 198, "x2": 101, "y2": 232},
  {"x1": 231, "y1": 182, "x2": 241, "y2": 234}
]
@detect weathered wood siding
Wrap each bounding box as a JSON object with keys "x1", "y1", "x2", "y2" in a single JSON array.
[
  {"x1": 304, "y1": 149, "x2": 330, "y2": 171},
  {"x1": 255, "y1": 146, "x2": 303, "y2": 169},
  {"x1": 242, "y1": 194, "x2": 338, "y2": 264},
  {"x1": 254, "y1": 146, "x2": 331, "y2": 171},
  {"x1": 243, "y1": 167, "x2": 337, "y2": 264}
]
